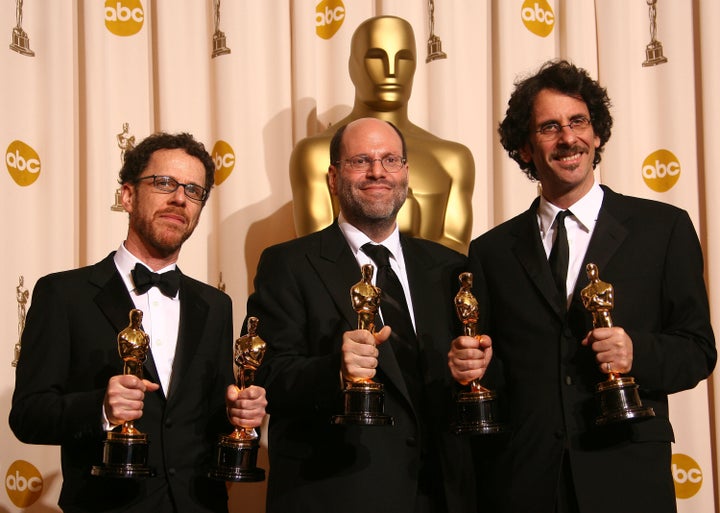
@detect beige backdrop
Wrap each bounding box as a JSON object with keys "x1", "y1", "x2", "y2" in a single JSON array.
[{"x1": 2, "y1": 1, "x2": 717, "y2": 511}]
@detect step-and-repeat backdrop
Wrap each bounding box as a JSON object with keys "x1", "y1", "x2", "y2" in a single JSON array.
[{"x1": 2, "y1": 1, "x2": 718, "y2": 511}]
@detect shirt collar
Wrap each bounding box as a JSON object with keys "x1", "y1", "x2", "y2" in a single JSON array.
[
  {"x1": 337, "y1": 214, "x2": 403, "y2": 263},
  {"x1": 538, "y1": 181, "x2": 604, "y2": 234},
  {"x1": 114, "y1": 242, "x2": 178, "y2": 295}
]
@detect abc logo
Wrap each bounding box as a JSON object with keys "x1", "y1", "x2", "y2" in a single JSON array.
[
  {"x1": 672, "y1": 453, "x2": 702, "y2": 499},
  {"x1": 315, "y1": 0, "x2": 345, "y2": 40},
  {"x1": 642, "y1": 149, "x2": 680, "y2": 193},
  {"x1": 212, "y1": 140, "x2": 235, "y2": 186},
  {"x1": 6, "y1": 140, "x2": 41, "y2": 187},
  {"x1": 6, "y1": 460, "x2": 43, "y2": 508},
  {"x1": 105, "y1": 0, "x2": 144, "y2": 37},
  {"x1": 521, "y1": 0, "x2": 555, "y2": 38}
]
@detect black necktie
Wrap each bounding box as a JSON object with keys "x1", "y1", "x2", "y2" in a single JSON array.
[
  {"x1": 361, "y1": 243, "x2": 422, "y2": 406},
  {"x1": 548, "y1": 210, "x2": 571, "y2": 301},
  {"x1": 131, "y1": 263, "x2": 180, "y2": 298}
]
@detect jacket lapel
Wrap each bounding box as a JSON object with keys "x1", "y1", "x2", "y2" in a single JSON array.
[
  {"x1": 90, "y1": 253, "x2": 162, "y2": 385},
  {"x1": 512, "y1": 200, "x2": 568, "y2": 319},
  {"x1": 166, "y1": 273, "x2": 209, "y2": 400},
  {"x1": 307, "y1": 223, "x2": 361, "y2": 331},
  {"x1": 578, "y1": 186, "x2": 629, "y2": 291}
]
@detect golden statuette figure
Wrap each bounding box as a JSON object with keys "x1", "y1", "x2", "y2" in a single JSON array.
[
  {"x1": 209, "y1": 316, "x2": 266, "y2": 481},
  {"x1": 211, "y1": 0, "x2": 231, "y2": 58},
  {"x1": 581, "y1": 263, "x2": 655, "y2": 425},
  {"x1": 10, "y1": 0, "x2": 34, "y2": 56},
  {"x1": 289, "y1": 15, "x2": 475, "y2": 254},
  {"x1": 351, "y1": 264, "x2": 381, "y2": 340},
  {"x1": 112, "y1": 123, "x2": 135, "y2": 212},
  {"x1": 453, "y1": 272, "x2": 504, "y2": 434},
  {"x1": 426, "y1": 0, "x2": 447, "y2": 62},
  {"x1": 13, "y1": 275, "x2": 29, "y2": 367},
  {"x1": 92, "y1": 309, "x2": 153, "y2": 478},
  {"x1": 332, "y1": 264, "x2": 393, "y2": 426},
  {"x1": 642, "y1": 0, "x2": 668, "y2": 67}
]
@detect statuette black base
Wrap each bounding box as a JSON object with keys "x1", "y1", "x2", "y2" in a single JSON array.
[
  {"x1": 595, "y1": 376, "x2": 655, "y2": 426},
  {"x1": 91, "y1": 431, "x2": 153, "y2": 478},
  {"x1": 332, "y1": 381, "x2": 394, "y2": 426},
  {"x1": 454, "y1": 388, "x2": 505, "y2": 435},
  {"x1": 208, "y1": 433, "x2": 265, "y2": 482}
]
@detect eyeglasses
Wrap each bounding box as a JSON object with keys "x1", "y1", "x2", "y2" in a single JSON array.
[
  {"x1": 135, "y1": 175, "x2": 209, "y2": 202},
  {"x1": 535, "y1": 117, "x2": 592, "y2": 140},
  {"x1": 336, "y1": 154, "x2": 407, "y2": 173}
]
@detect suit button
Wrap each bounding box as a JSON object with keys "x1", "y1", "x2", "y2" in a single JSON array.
[
  {"x1": 168, "y1": 468, "x2": 176, "y2": 476},
  {"x1": 565, "y1": 375, "x2": 573, "y2": 385},
  {"x1": 406, "y1": 437, "x2": 417, "y2": 447},
  {"x1": 165, "y1": 419, "x2": 172, "y2": 428},
  {"x1": 554, "y1": 430, "x2": 565, "y2": 439}
]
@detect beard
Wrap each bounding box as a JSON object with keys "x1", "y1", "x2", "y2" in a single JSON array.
[
  {"x1": 335, "y1": 173, "x2": 408, "y2": 227},
  {"x1": 129, "y1": 196, "x2": 199, "y2": 258}
]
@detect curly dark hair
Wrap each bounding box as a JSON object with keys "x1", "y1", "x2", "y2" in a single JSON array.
[
  {"x1": 498, "y1": 60, "x2": 613, "y2": 181},
  {"x1": 118, "y1": 132, "x2": 215, "y2": 200}
]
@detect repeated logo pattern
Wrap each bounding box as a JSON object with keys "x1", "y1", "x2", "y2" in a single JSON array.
[
  {"x1": 642, "y1": 149, "x2": 680, "y2": 192},
  {"x1": 6, "y1": 140, "x2": 40, "y2": 187},
  {"x1": 521, "y1": 0, "x2": 555, "y2": 37},
  {"x1": 105, "y1": 0, "x2": 144, "y2": 37},
  {"x1": 212, "y1": 140, "x2": 236, "y2": 186},
  {"x1": 315, "y1": 0, "x2": 345, "y2": 40},
  {"x1": 5, "y1": 460, "x2": 43, "y2": 508}
]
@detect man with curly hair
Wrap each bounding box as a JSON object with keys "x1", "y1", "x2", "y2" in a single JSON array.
[{"x1": 448, "y1": 60, "x2": 715, "y2": 512}]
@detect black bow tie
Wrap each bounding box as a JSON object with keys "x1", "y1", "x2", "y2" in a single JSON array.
[{"x1": 131, "y1": 263, "x2": 180, "y2": 298}]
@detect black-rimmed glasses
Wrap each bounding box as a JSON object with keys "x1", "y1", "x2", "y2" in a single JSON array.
[{"x1": 135, "y1": 175, "x2": 208, "y2": 202}]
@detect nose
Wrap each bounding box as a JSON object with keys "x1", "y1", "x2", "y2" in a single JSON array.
[
  {"x1": 169, "y1": 186, "x2": 187, "y2": 204},
  {"x1": 557, "y1": 124, "x2": 578, "y2": 144},
  {"x1": 366, "y1": 159, "x2": 387, "y2": 178}
]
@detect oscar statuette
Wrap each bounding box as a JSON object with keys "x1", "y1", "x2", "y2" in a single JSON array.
[
  {"x1": 581, "y1": 263, "x2": 655, "y2": 426},
  {"x1": 452, "y1": 272, "x2": 505, "y2": 435},
  {"x1": 91, "y1": 309, "x2": 153, "y2": 478},
  {"x1": 209, "y1": 316, "x2": 266, "y2": 481},
  {"x1": 332, "y1": 264, "x2": 394, "y2": 426}
]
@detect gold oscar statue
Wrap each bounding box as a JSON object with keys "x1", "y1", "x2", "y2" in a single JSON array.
[
  {"x1": 453, "y1": 272, "x2": 504, "y2": 434},
  {"x1": 211, "y1": 0, "x2": 231, "y2": 58},
  {"x1": 13, "y1": 275, "x2": 29, "y2": 367},
  {"x1": 92, "y1": 309, "x2": 153, "y2": 478},
  {"x1": 425, "y1": 0, "x2": 447, "y2": 62},
  {"x1": 289, "y1": 15, "x2": 475, "y2": 254},
  {"x1": 9, "y1": 0, "x2": 34, "y2": 57},
  {"x1": 111, "y1": 122, "x2": 135, "y2": 212},
  {"x1": 332, "y1": 264, "x2": 394, "y2": 426},
  {"x1": 581, "y1": 263, "x2": 655, "y2": 425},
  {"x1": 209, "y1": 316, "x2": 266, "y2": 481},
  {"x1": 642, "y1": 0, "x2": 668, "y2": 67}
]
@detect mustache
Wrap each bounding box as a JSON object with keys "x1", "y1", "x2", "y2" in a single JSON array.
[
  {"x1": 552, "y1": 145, "x2": 586, "y2": 159},
  {"x1": 157, "y1": 208, "x2": 188, "y2": 223},
  {"x1": 356, "y1": 179, "x2": 396, "y2": 188}
]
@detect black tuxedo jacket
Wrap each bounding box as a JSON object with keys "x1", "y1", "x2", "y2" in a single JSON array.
[
  {"x1": 469, "y1": 186, "x2": 716, "y2": 513},
  {"x1": 247, "y1": 222, "x2": 476, "y2": 513},
  {"x1": 10, "y1": 252, "x2": 235, "y2": 513}
]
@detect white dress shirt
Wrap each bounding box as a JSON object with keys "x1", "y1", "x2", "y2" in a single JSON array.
[
  {"x1": 113, "y1": 243, "x2": 180, "y2": 395},
  {"x1": 537, "y1": 182, "x2": 604, "y2": 307},
  {"x1": 337, "y1": 215, "x2": 417, "y2": 332}
]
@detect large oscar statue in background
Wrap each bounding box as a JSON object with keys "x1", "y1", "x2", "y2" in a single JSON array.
[{"x1": 290, "y1": 15, "x2": 475, "y2": 254}]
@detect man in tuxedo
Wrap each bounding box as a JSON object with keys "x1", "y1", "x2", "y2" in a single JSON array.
[
  {"x1": 10, "y1": 132, "x2": 267, "y2": 513},
  {"x1": 448, "y1": 60, "x2": 716, "y2": 513},
  {"x1": 248, "y1": 117, "x2": 475, "y2": 513}
]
